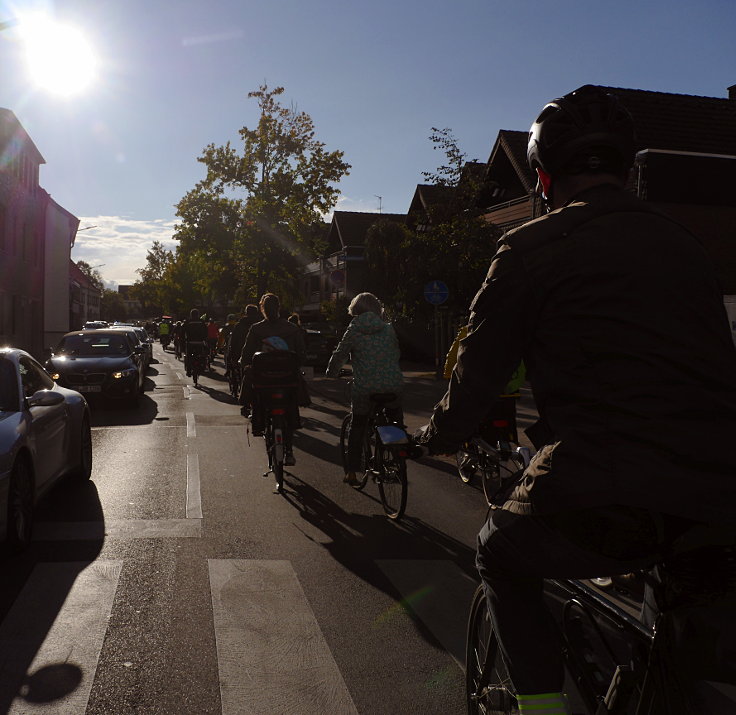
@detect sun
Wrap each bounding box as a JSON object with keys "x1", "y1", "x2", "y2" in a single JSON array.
[{"x1": 19, "y1": 16, "x2": 97, "y2": 96}]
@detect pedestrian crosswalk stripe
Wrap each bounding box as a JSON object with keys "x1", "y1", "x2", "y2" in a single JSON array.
[
  {"x1": 376, "y1": 559, "x2": 478, "y2": 667},
  {"x1": 208, "y1": 559, "x2": 358, "y2": 714},
  {"x1": 0, "y1": 561, "x2": 122, "y2": 714}
]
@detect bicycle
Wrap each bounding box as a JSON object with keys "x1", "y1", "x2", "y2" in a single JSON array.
[
  {"x1": 339, "y1": 392, "x2": 410, "y2": 520},
  {"x1": 464, "y1": 443, "x2": 736, "y2": 715},
  {"x1": 251, "y1": 350, "x2": 299, "y2": 494},
  {"x1": 188, "y1": 342, "x2": 207, "y2": 386},
  {"x1": 228, "y1": 361, "x2": 242, "y2": 399}
]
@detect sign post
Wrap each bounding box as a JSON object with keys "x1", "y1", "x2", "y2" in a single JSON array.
[{"x1": 424, "y1": 281, "x2": 449, "y2": 379}]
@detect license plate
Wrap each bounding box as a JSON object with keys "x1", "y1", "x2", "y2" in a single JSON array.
[{"x1": 77, "y1": 385, "x2": 102, "y2": 393}]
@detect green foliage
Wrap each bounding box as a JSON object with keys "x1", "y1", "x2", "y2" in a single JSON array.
[
  {"x1": 76, "y1": 261, "x2": 104, "y2": 291},
  {"x1": 364, "y1": 127, "x2": 499, "y2": 319},
  {"x1": 100, "y1": 289, "x2": 127, "y2": 322},
  {"x1": 190, "y1": 83, "x2": 350, "y2": 300}
]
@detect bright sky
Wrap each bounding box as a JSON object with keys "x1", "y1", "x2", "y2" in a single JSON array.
[{"x1": 2, "y1": 0, "x2": 735, "y2": 287}]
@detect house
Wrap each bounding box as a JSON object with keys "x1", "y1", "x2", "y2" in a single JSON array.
[
  {"x1": 45, "y1": 198, "x2": 79, "y2": 348},
  {"x1": 69, "y1": 260, "x2": 101, "y2": 330},
  {"x1": 480, "y1": 85, "x2": 736, "y2": 296},
  {"x1": 297, "y1": 210, "x2": 406, "y2": 319},
  {"x1": 1, "y1": 108, "x2": 81, "y2": 356}
]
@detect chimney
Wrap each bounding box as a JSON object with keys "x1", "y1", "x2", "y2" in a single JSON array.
[{"x1": 729, "y1": 85, "x2": 736, "y2": 100}]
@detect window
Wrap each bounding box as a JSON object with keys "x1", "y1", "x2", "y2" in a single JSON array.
[
  {"x1": 0, "y1": 358, "x2": 20, "y2": 411},
  {"x1": 19, "y1": 356, "x2": 55, "y2": 398}
]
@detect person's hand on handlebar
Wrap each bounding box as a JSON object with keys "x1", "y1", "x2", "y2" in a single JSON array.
[{"x1": 414, "y1": 423, "x2": 460, "y2": 456}]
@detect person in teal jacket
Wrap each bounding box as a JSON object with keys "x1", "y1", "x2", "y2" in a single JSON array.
[{"x1": 326, "y1": 292, "x2": 403, "y2": 486}]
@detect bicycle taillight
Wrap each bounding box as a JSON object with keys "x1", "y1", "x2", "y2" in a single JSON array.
[{"x1": 270, "y1": 407, "x2": 286, "y2": 415}]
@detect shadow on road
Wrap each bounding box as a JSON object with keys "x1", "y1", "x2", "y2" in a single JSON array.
[
  {"x1": 0, "y1": 479, "x2": 105, "y2": 713},
  {"x1": 277, "y1": 474, "x2": 478, "y2": 654}
]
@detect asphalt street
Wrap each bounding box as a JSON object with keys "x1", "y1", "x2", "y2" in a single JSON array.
[{"x1": 0, "y1": 344, "x2": 543, "y2": 714}]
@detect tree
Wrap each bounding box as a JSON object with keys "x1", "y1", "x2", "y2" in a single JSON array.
[
  {"x1": 132, "y1": 240, "x2": 174, "y2": 315},
  {"x1": 76, "y1": 260, "x2": 104, "y2": 291},
  {"x1": 100, "y1": 289, "x2": 127, "y2": 322},
  {"x1": 178, "y1": 83, "x2": 351, "y2": 302}
]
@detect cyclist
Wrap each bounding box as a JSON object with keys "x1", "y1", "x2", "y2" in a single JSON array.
[
  {"x1": 219, "y1": 313, "x2": 237, "y2": 372},
  {"x1": 416, "y1": 85, "x2": 736, "y2": 715},
  {"x1": 183, "y1": 308, "x2": 208, "y2": 378},
  {"x1": 239, "y1": 293, "x2": 305, "y2": 465},
  {"x1": 158, "y1": 318, "x2": 171, "y2": 344},
  {"x1": 326, "y1": 292, "x2": 404, "y2": 486},
  {"x1": 206, "y1": 317, "x2": 220, "y2": 361},
  {"x1": 229, "y1": 305, "x2": 261, "y2": 377},
  {"x1": 172, "y1": 320, "x2": 185, "y2": 359}
]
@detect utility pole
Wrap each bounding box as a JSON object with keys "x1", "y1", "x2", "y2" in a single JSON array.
[{"x1": 374, "y1": 195, "x2": 382, "y2": 214}]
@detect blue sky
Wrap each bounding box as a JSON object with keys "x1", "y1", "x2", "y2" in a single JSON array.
[{"x1": 2, "y1": 0, "x2": 735, "y2": 286}]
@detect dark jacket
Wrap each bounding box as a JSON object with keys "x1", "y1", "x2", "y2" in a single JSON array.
[
  {"x1": 240, "y1": 318, "x2": 306, "y2": 365},
  {"x1": 229, "y1": 315, "x2": 260, "y2": 360},
  {"x1": 430, "y1": 185, "x2": 736, "y2": 524},
  {"x1": 183, "y1": 319, "x2": 207, "y2": 343}
]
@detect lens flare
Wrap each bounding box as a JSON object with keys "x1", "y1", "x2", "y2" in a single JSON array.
[{"x1": 19, "y1": 15, "x2": 97, "y2": 96}]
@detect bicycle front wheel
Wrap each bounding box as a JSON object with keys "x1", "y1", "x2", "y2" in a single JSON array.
[
  {"x1": 377, "y1": 447, "x2": 407, "y2": 519},
  {"x1": 466, "y1": 585, "x2": 516, "y2": 715}
]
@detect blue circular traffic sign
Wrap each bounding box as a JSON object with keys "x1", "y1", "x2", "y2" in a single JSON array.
[{"x1": 424, "y1": 280, "x2": 449, "y2": 305}]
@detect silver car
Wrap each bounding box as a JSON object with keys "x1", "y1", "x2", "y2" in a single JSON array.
[{"x1": 0, "y1": 348, "x2": 92, "y2": 552}]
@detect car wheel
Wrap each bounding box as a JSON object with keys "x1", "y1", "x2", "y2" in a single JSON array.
[
  {"x1": 70, "y1": 416, "x2": 93, "y2": 481},
  {"x1": 7, "y1": 456, "x2": 34, "y2": 552}
]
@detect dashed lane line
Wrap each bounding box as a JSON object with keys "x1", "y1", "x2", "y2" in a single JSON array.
[
  {"x1": 186, "y1": 411, "x2": 196, "y2": 437},
  {"x1": 186, "y1": 453, "x2": 203, "y2": 519}
]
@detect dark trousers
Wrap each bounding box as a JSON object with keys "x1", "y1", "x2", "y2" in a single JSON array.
[
  {"x1": 346, "y1": 406, "x2": 403, "y2": 472},
  {"x1": 475, "y1": 507, "x2": 673, "y2": 694}
]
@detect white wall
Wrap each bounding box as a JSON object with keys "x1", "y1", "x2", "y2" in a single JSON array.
[{"x1": 44, "y1": 201, "x2": 74, "y2": 348}]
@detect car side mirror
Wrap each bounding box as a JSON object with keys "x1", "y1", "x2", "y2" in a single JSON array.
[{"x1": 27, "y1": 389, "x2": 65, "y2": 408}]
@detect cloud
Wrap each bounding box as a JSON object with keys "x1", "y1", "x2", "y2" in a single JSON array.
[
  {"x1": 71, "y1": 215, "x2": 178, "y2": 287},
  {"x1": 322, "y1": 195, "x2": 382, "y2": 222}
]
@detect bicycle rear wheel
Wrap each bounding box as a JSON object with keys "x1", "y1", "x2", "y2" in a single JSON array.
[
  {"x1": 339, "y1": 413, "x2": 369, "y2": 490},
  {"x1": 269, "y1": 418, "x2": 285, "y2": 492},
  {"x1": 466, "y1": 585, "x2": 516, "y2": 715},
  {"x1": 377, "y1": 446, "x2": 407, "y2": 519}
]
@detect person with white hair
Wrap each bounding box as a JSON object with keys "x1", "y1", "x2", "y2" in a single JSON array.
[{"x1": 326, "y1": 292, "x2": 404, "y2": 486}]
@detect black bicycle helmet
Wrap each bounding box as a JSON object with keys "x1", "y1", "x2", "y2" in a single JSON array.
[{"x1": 527, "y1": 85, "x2": 636, "y2": 177}]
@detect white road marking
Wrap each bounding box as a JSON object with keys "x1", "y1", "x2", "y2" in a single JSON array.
[
  {"x1": 0, "y1": 561, "x2": 123, "y2": 714},
  {"x1": 186, "y1": 454, "x2": 203, "y2": 519},
  {"x1": 176, "y1": 372, "x2": 184, "y2": 380},
  {"x1": 186, "y1": 411, "x2": 196, "y2": 437},
  {"x1": 32, "y1": 519, "x2": 202, "y2": 540},
  {"x1": 375, "y1": 559, "x2": 478, "y2": 667},
  {"x1": 209, "y1": 560, "x2": 358, "y2": 714}
]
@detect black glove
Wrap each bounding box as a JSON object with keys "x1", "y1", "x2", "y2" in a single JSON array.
[{"x1": 414, "y1": 423, "x2": 460, "y2": 456}]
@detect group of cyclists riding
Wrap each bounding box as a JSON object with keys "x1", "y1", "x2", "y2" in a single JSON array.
[{"x1": 153, "y1": 85, "x2": 736, "y2": 712}]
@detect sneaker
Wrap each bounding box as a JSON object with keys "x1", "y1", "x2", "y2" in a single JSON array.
[
  {"x1": 285, "y1": 451, "x2": 296, "y2": 466},
  {"x1": 251, "y1": 424, "x2": 264, "y2": 437},
  {"x1": 343, "y1": 471, "x2": 359, "y2": 486},
  {"x1": 273, "y1": 484, "x2": 283, "y2": 494},
  {"x1": 240, "y1": 405, "x2": 250, "y2": 418}
]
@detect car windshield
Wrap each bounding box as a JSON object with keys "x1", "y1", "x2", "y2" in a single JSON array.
[
  {"x1": 56, "y1": 334, "x2": 130, "y2": 356},
  {"x1": 0, "y1": 358, "x2": 19, "y2": 411}
]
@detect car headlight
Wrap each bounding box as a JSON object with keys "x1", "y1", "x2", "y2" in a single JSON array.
[{"x1": 112, "y1": 368, "x2": 138, "y2": 379}]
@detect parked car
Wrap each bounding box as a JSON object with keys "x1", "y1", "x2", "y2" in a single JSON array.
[
  {"x1": 0, "y1": 348, "x2": 92, "y2": 551},
  {"x1": 303, "y1": 328, "x2": 339, "y2": 369},
  {"x1": 109, "y1": 325, "x2": 152, "y2": 369},
  {"x1": 82, "y1": 321, "x2": 109, "y2": 330},
  {"x1": 46, "y1": 330, "x2": 146, "y2": 407}
]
